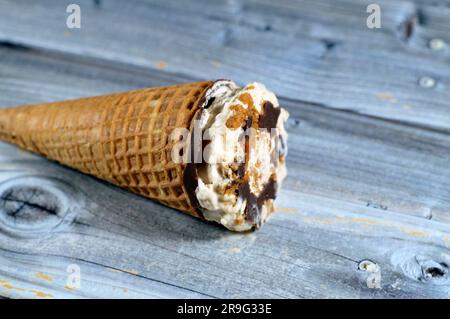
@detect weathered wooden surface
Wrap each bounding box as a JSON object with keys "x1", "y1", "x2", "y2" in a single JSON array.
[
  {"x1": 0, "y1": 0, "x2": 449, "y2": 298},
  {"x1": 1, "y1": 0, "x2": 450, "y2": 131}
]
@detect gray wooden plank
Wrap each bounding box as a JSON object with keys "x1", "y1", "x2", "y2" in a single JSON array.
[
  {"x1": 0, "y1": 46, "x2": 449, "y2": 298},
  {"x1": 0, "y1": 0, "x2": 450, "y2": 131},
  {"x1": 0, "y1": 248, "x2": 210, "y2": 299},
  {"x1": 1, "y1": 149, "x2": 449, "y2": 299},
  {"x1": 411, "y1": 0, "x2": 450, "y2": 6},
  {"x1": 1, "y1": 46, "x2": 449, "y2": 224}
]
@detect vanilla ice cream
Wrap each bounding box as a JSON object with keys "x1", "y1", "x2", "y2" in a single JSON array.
[{"x1": 184, "y1": 80, "x2": 288, "y2": 231}]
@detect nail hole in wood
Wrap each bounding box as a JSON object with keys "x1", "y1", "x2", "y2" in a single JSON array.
[
  {"x1": 404, "y1": 18, "x2": 415, "y2": 40},
  {"x1": 358, "y1": 259, "x2": 379, "y2": 272}
]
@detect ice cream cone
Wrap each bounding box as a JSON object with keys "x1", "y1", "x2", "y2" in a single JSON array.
[{"x1": 0, "y1": 80, "x2": 289, "y2": 231}]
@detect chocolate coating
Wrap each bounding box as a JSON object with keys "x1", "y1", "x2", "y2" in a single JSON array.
[
  {"x1": 182, "y1": 81, "x2": 219, "y2": 219},
  {"x1": 183, "y1": 112, "x2": 204, "y2": 218},
  {"x1": 238, "y1": 179, "x2": 277, "y2": 227},
  {"x1": 259, "y1": 101, "x2": 281, "y2": 130},
  {"x1": 237, "y1": 102, "x2": 281, "y2": 228}
]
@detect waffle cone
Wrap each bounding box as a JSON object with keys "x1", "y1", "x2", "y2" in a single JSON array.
[{"x1": 0, "y1": 81, "x2": 218, "y2": 219}]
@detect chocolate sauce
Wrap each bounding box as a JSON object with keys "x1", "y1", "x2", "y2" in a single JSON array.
[
  {"x1": 237, "y1": 162, "x2": 246, "y2": 179},
  {"x1": 259, "y1": 102, "x2": 281, "y2": 130},
  {"x1": 238, "y1": 102, "x2": 281, "y2": 228},
  {"x1": 183, "y1": 110, "x2": 204, "y2": 219},
  {"x1": 182, "y1": 82, "x2": 218, "y2": 219},
  {"x1": 204, "y1": 96, "x2": 215, "y2": 109},
  {"x1": 238, "y1": 179, "x2": 277, "y2": 227}
]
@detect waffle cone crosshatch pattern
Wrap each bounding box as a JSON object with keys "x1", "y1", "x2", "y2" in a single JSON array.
[{"x1": 0, "y1": 81, "x2": 215, "y2": 218}]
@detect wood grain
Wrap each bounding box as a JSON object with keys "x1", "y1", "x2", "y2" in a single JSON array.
[
  {"x1": 0, "y1": 0, "x2": 449, "y2": 131},
  {"x1": 0, "y1": 43, "x2": 449, "y2": 298}
]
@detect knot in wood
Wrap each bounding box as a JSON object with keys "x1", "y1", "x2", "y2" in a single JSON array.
[
  {"x1": 0, "y1": 176, "x2": 80, "y2": 237},
  {"x1": 391, "y1": 249, "x2": 449, "y2": 285}
]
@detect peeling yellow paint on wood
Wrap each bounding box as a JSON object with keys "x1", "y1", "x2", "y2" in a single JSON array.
[
  {"x1": 400, "y1": 228, "x2": 429, "y2": 237},
  {"x1": 29, "y1": 290, "x2": 54, "y2": 299},
  {"x1": 64, "y1": 285, "x2": 77, "y2": 291},
  {"x1": 0, "y1": 279, "x2": 53, "y2": 298},
  {"x1": 275, "y1": 207, "x2": 298, "y2": 214},
  {"x1": 123, "y1": 269, "x2": 140, "y2": 275},
  {"x1": 34, "y1": 272, "x2": 54, "y2": 283},
  {"x1": 112, "y1": 286, "x2": 129, "y2": 293},
  {"x1": 408, "y1": 230, "x2": 429, "y2": 237},
  {"x1": 302, "y1": 215, "x2": 438, "y2": 240},
  {"x1": 107, "y1": 268, "x2": 122, "y2": 273},
  {"x1": 376, "y1": 92, "x2": 397, "y2": 103},
  {"x1": 107, "y1": 268, "x2": 140, "y2": 275},
  {"x1": 303, "y1": 216, "x2": 384, "y2": 226},
  {"x1": 1, "y1": 281, "x2": 26, "y2": 292},
  {"x1": 155, "y1": 61, "x2": 168, "y2": 69},
  {"x1": 351, "y1": 217, "x2": 385, "y2": 225}
]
